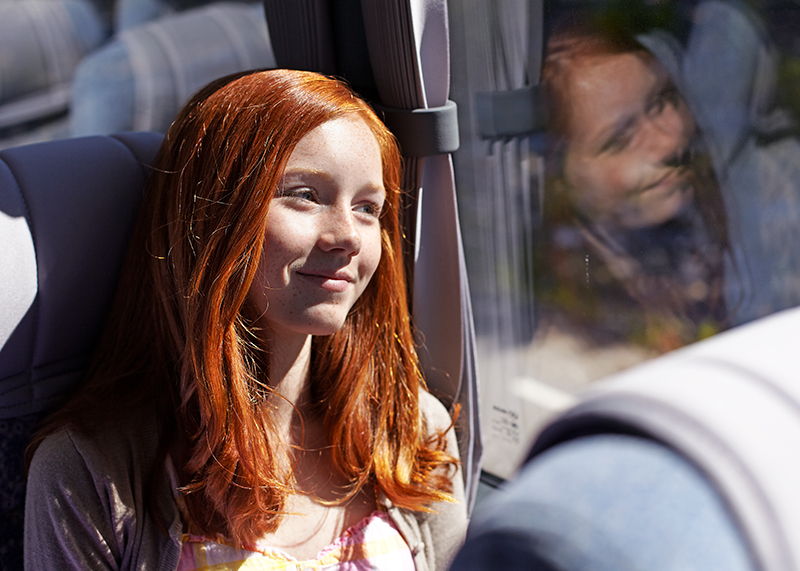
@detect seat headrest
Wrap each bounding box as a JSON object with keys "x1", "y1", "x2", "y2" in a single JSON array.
[{"x1": 0, "y1": 132, "x2": 163, "y2": 418}]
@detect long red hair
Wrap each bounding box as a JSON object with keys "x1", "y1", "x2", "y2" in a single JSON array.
[{"x1": 28, "y1": 69, "x2": 455, "y2": 545}]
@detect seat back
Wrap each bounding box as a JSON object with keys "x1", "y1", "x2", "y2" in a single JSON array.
[
  {"x1": 0, "y1": 132, "x2": 163, "y2": 569},
  {"x1": 524, "y1": 306, "x2": 800, "y2": 571},
  {"x1": 70, "y1": 2, "x2": 274, "y2": 136},
  {"x1": 0, "y1": 0, "x2": 108, "y2": 130}
]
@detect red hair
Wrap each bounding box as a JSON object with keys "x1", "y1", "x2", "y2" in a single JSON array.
[{"x1": 29, "y1": 69, "x2": 455, "y2": 545}]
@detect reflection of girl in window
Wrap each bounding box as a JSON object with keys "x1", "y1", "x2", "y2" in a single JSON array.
[
  {"x1": 25, "y1": 70, "x2": 465, "y2": 570},
  {"x1": 537, "y1": 19, "x2": 731, "y2": 352}
]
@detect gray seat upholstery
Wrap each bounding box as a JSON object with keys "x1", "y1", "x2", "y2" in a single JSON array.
[
  {"x1": 70, "y1": 1, "x2": 274, "y2": 135},
  {"x1": 0, "y1": 0, "x2": 108, "y2": 130},
  {"x1": 114, "y1": 0, "x2": 219, "y2": 31},
  {"x1": 0, "y1": 131, "x2": 163, "y2": 569},
  {"x1": 0, "y1": 0, "x2": 270, "y2": 140}
]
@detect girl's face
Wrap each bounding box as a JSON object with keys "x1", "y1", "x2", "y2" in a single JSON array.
[
  {"x1": 561, "y1": 51, "x2": 696, "y2": 230},
  {"x1": 251, "y1": 115, "x2": 385, "y2": 339}
]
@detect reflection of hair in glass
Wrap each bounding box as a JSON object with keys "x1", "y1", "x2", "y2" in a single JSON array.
[
  {"x1": 27, "y1": 70, "x2": 455, "y2": 545},
  {"x1": 539, "y1": 18, "x2": 732, "y2": 350},
  {"x1": 543, "y1": 18, "x2": 645, "y2": 140}
]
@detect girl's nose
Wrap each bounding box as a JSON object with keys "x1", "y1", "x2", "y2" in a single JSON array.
[{"x1": 318, "y1": 206, "x2": 361, "y2": 255}]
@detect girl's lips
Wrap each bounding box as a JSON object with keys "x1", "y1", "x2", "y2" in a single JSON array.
[
  {"x1": 297, "y1": 271, "x2": 353, "y2": 292},
  {"x1": 622, "y1": 169, "x2": 693, "y2": 228},
  {"x1": 643, "y1": 168, "x2": 684, "y2": 194},
  {"x1": 636, "y1": 168, "x2": 692, "y2": 207}
]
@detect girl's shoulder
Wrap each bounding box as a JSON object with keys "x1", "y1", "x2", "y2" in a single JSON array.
[
  {"x1": 418, "y1": 388, "x2": 454, "y2": 434},
  {"x1": 31, "y1": 410, "x2": 162, "y2": 471},
  {"x1": 27, "y1": 411, "x2": 164, "y2": 518},
  {"x1": 25, "y1": 415, "x2": 179, "y2": 570}
]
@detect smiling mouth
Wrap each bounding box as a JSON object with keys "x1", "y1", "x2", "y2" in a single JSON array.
[
  {"x1": 643, "y1": 168, "x2": 686, "y2": 194},
  {"x1": 296, "y1": 271, "x2": 354, "y2": 293}
]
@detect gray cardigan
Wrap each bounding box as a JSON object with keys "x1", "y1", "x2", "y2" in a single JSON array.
[{"x1": 24, "y1": 390, "x2": 466, "y2": 570}]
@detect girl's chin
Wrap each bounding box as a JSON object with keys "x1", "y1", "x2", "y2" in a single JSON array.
[
  {"x1": 261, "y1": 315, "x2": 349, "y2": 341},
  {"x1": 302, "y1": 317, "x2": 350, "y2": 337}
]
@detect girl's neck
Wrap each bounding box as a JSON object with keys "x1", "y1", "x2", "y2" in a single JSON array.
[{"x1": 265, "y1": 330, "x2": 314, "y2": 425}]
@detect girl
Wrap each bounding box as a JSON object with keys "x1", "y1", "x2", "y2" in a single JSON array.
[{"x1": 25, "y1": 69, "x2": 465, "y2": 570}]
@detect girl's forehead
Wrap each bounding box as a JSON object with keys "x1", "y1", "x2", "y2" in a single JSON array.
[
  {"x1": 288, "y1": 116, "x2": 381, "y2": 166},
  {"x1": 564, "y1": 52, "x2": 658, "y2": 141}
]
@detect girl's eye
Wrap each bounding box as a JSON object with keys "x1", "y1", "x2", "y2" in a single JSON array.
[
  {"x1": 279, "y1": 187, "x2": 317, "y2": 202},
  {"x1": 601, "y1": 129, "x2": 633, "y2": 154},
  {"x1": 648, "y1": 84, "x2": 680, "y2": 118},
  {"x1": 355, "y1": 202, "x2": 383, "y2": 217}
]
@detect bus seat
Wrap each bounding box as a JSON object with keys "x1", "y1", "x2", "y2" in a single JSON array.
[
  {"x1": 0, "y1": 0, "x2": 108, "y2": 131},
  {"x1": 453, "y1": 434, "x2": 755, "y2": 570},
  {"x1": 114, "y1": 0, "x2": 218, "y2": 31},
  {"x1": 454, "y1": 305, "x2": 800, "y2": 570},
  {"x1": 69, "y1": 1, "x2": 275, "y2": 136},
  {"x1": 0, "y1": 131, "x2": 163, "y2": 570}
]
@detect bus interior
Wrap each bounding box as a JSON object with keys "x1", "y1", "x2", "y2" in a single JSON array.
[{"x1": 3, "y1": 0, "x2": 800, "y2": 568}]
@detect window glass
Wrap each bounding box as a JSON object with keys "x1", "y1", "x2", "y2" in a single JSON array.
[{"x1": 449, "y1": 0, "x2": 800, "y2": 479}]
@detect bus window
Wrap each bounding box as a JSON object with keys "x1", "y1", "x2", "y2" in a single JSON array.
[{"x1": 449, "y1": 0, "x2": 800, "y2": 481}]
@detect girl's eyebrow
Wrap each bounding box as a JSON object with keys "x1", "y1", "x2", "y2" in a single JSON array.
[
  {"x1": 280, "y1": 167, "x2": 329, "y2": 183},
  {"x1": 596, "y1": 113, "x2": 637, "y2": 154}
]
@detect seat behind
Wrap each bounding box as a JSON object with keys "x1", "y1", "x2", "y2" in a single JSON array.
[
  {"x1": 0, "y1": 132, "x2": 163, "y2": 570},
  {"x1": 70, "y1": 2, "x2": 274, "y2": 136}
]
